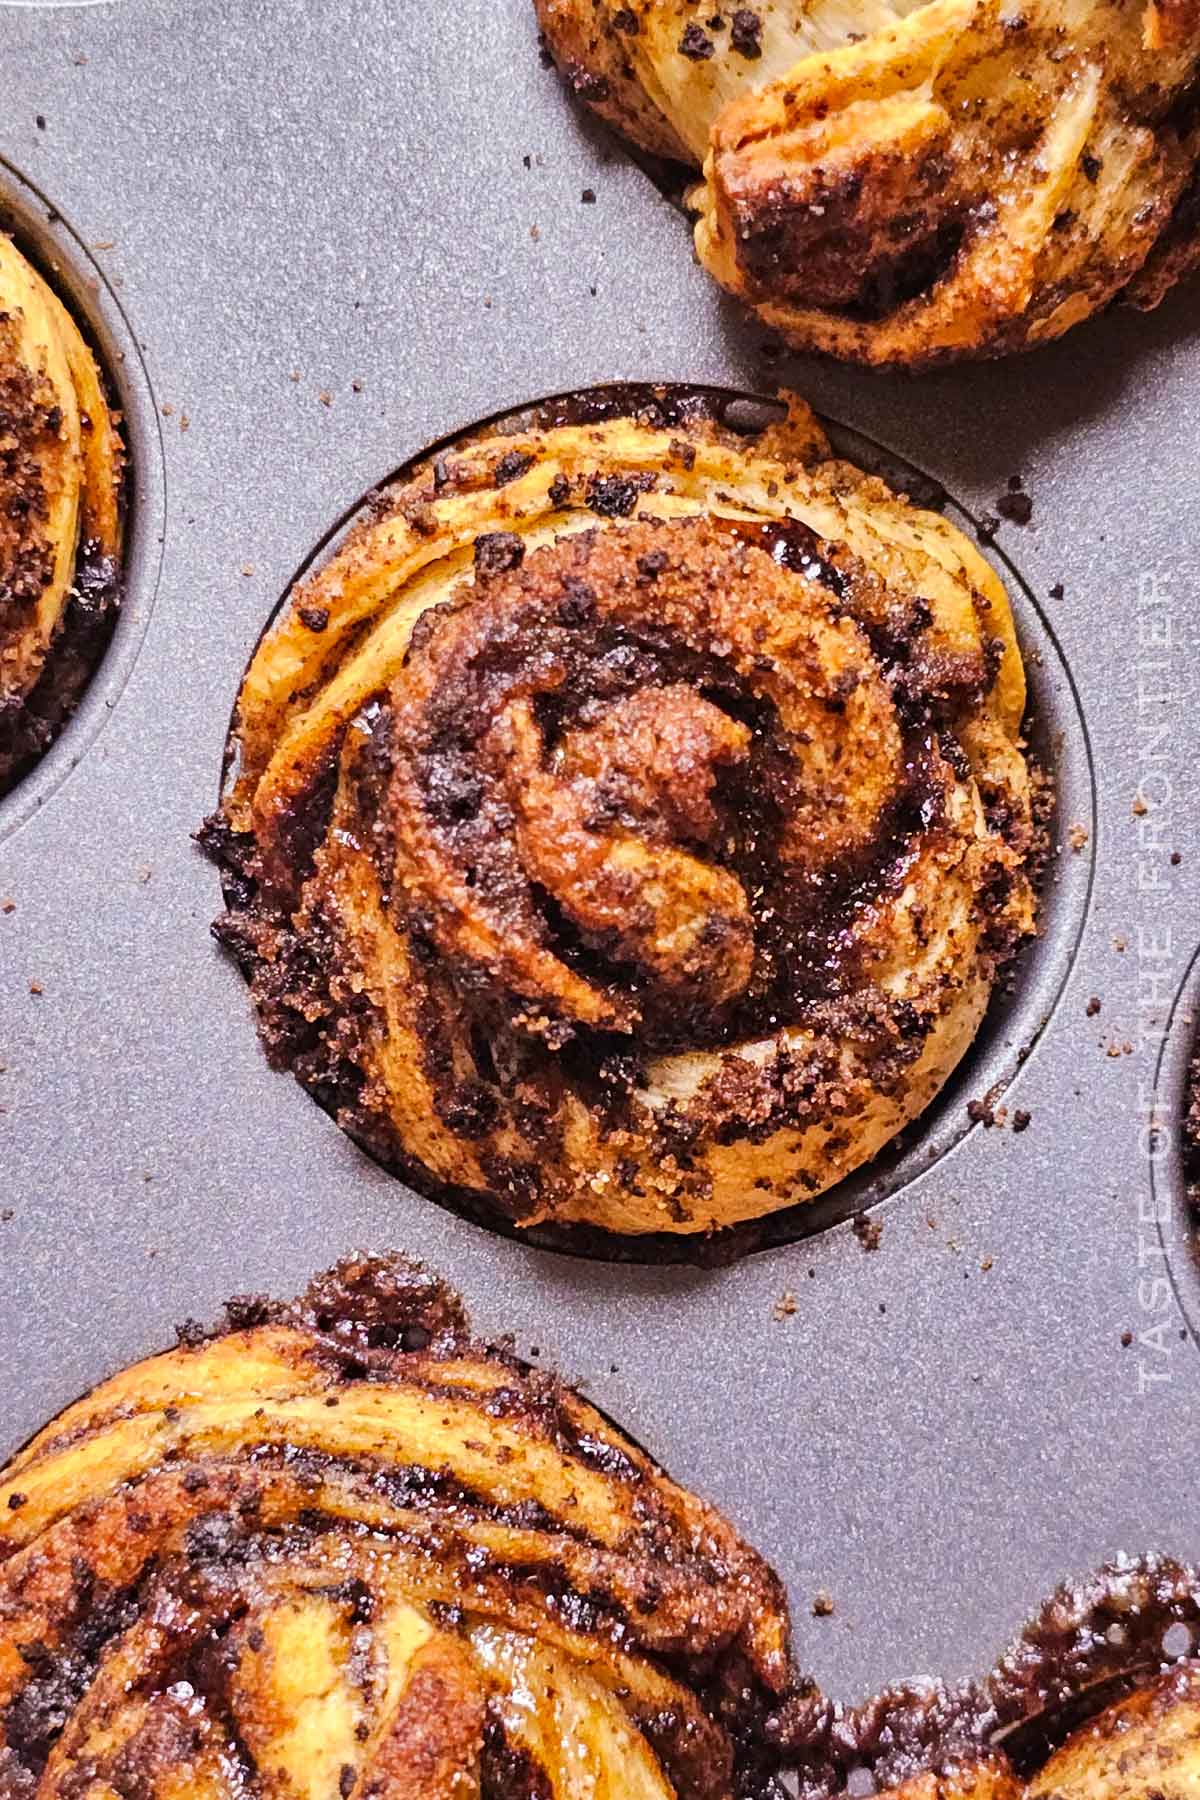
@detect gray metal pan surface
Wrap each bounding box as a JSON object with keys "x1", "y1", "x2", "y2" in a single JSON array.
[{"x1": 0, "y1": 0, "x2": 1197, "y2": 1710}]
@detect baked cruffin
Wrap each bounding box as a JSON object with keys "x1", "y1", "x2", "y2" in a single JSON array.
[
  {"x1": 2, "y1": 1252, "x2": 1199, "y2": 1800},
  {"x1": 0, "y1": 231, "x2": 123, "y2": 796},
  {"x1": 536, "y1": 0, "x2": 1200, "y2": 365},
  {"x1": 0, "y1": 1253, "x2": 790, "y2": 1799},
  {"x1": 204, "y1": 387, "x2": 1039, "y2": 1247}
]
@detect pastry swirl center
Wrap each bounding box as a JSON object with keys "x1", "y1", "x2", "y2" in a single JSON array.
[{"x1": 386, "y1": 517, "x2": 938, "y2": 1053}]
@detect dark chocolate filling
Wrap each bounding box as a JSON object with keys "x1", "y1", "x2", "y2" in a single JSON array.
[
  {"x1": 0, "y1": 536, "x2": 122, "y2": 798},
  {"x1": 6, "y1": 1261, "x2": 1193, "y2": 1800},
  {"x1": 202, "y1": 398, "x2": 1044, "y2": 1260},
  {"x1": 0, "y1": 1257, "x2": 781, "y2": 1800}
]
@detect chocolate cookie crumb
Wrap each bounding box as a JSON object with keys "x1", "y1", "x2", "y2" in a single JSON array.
[
  {"x1": 812, "y1": 1591, "x2": 834, "y2": 1617},
  {"x1": 585, "y1": 470, "x2": 653, "y2": 517},
  {"x1": 730, "y1": 8, "x2": 763, "y2": 56},
  {"x1": 997, "y1": 486, "x2": 1033, "y2": 526},
  {"x1": 1012, "y1": 1108, "x2": 1031, "y2": 1133},
  {"x1": 494, "y1": 450, "x2": 535, "y2": 487},
  {"x1": 852, "y1": 1213, "x2": 883, "y2": 1252},
  {"x1": 474, "y1": 532, "x2": 526, "y2": 578},
  {"x1": 679, "y1": 22, "x2": 716, "y2": 57}
]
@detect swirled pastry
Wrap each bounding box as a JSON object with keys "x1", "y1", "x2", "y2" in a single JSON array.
[
  {"x1": 1, "y1": 1259, "x2": 1196, "y2": 1800},
  {"x1": 0, "y1": 232, "x2": 123, "y2": 794},
  {"x1": 0, "y1": 1254, "x2": 790, "y2": 1799},
  {"x1": 205, "y1": 388, "x2": 1038, "y2": 1244},
  {"x1": 536, "y1": 0, "x2": 1200, "y2": 365}
]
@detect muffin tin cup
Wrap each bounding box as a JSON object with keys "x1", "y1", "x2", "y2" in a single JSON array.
[
  {"x1": 212, "y1": 383, "x2": 1096, "y2": 1264},
  {"x1": 1, "y1": 0, "x2": 1198, "y2": 1711},
  {"x1": 0, "y1": 153, "x2": 164, "y2": 843}
]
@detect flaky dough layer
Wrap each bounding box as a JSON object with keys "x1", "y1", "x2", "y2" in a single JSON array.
[
  {"x1": 537, "y1": 0, "x2": 1200, "y2": 365},
  {"x1": 0, "y1": 1254, "x2": 789, "y2": 1799},
  {"x1": 208, "y1": 390, "x2": 1037, "y2": 1240},
  {"x1": 0, "y1": 232, "x2": 123, "y2": 792}
]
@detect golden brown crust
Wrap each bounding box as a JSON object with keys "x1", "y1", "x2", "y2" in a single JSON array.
[
  {"x1": 1145, "y1": 0, "x2": 1200, "y2": 46},
  {"x1": 539, "y1": 0, "x2": 1200, "y2": 365},
  {"x1": 206, "y1": 389, "x2": 1037, "y2": 1242},
  {"x1": 879, "y1": 1767, "x2": 1024, "y2": 1800},
  {"x1": 774, "y1": 1558, "x2": 1200, "y2": 1800},
  {"x1": 0, "y1": 1254, "x2": 790, "y2": 1799},
  {"x1": 1024, "y1": 1662, "x2": 1200, "y2": 1798},
  {"x1": 535, "y1": 0, "x2": 695, "y2": 160},
  {"x1": 0, "y1": 232, "x2": 123, "y2": 793}
]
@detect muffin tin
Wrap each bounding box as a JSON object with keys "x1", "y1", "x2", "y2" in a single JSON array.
[
  {"x1": 207, "y1": 382, "x2": 1090, "y2": 1260},
  {"x1": 1, "y1": 0, "x2": 1198, "y2": 1712},
  {"x1": 0, "y1": 152, "x2": 163, "y2": 836}
]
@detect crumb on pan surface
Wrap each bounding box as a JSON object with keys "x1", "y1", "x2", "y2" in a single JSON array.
[
  {"x1": 203, "y1": 387, "x2": 1041, "y2": 1245},
  {"x1": 0, "y1": 231, "x2": 124, "y2": 796},
  {"x1": 535, "y1": 0, "x2": 1200, "y2": 365}
]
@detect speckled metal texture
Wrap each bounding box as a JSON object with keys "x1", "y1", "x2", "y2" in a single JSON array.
[{"x1": 1, "y1": 0, "x2": 1198, "y2": 1714}]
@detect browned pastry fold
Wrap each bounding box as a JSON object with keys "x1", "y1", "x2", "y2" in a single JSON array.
[
  {"x1": 1, "y1": 1261, "x2": 1198, "y2": 1799},
  {"x1": 0, "y1": 1254, "x2": 790, "y2": 1800},
  {"x1": 205, "y1": 388, "x2": 1038, "y2": 1244},
  {"x1": 535, "y1": 0, "x2": 1200, "y2": 365},
  {"x1": 0, "y1": 232, "x2": 123, "y2": 795},
  {"x1": 773, "y1": 1556, "x2": 1200, "y2": 1799}
]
